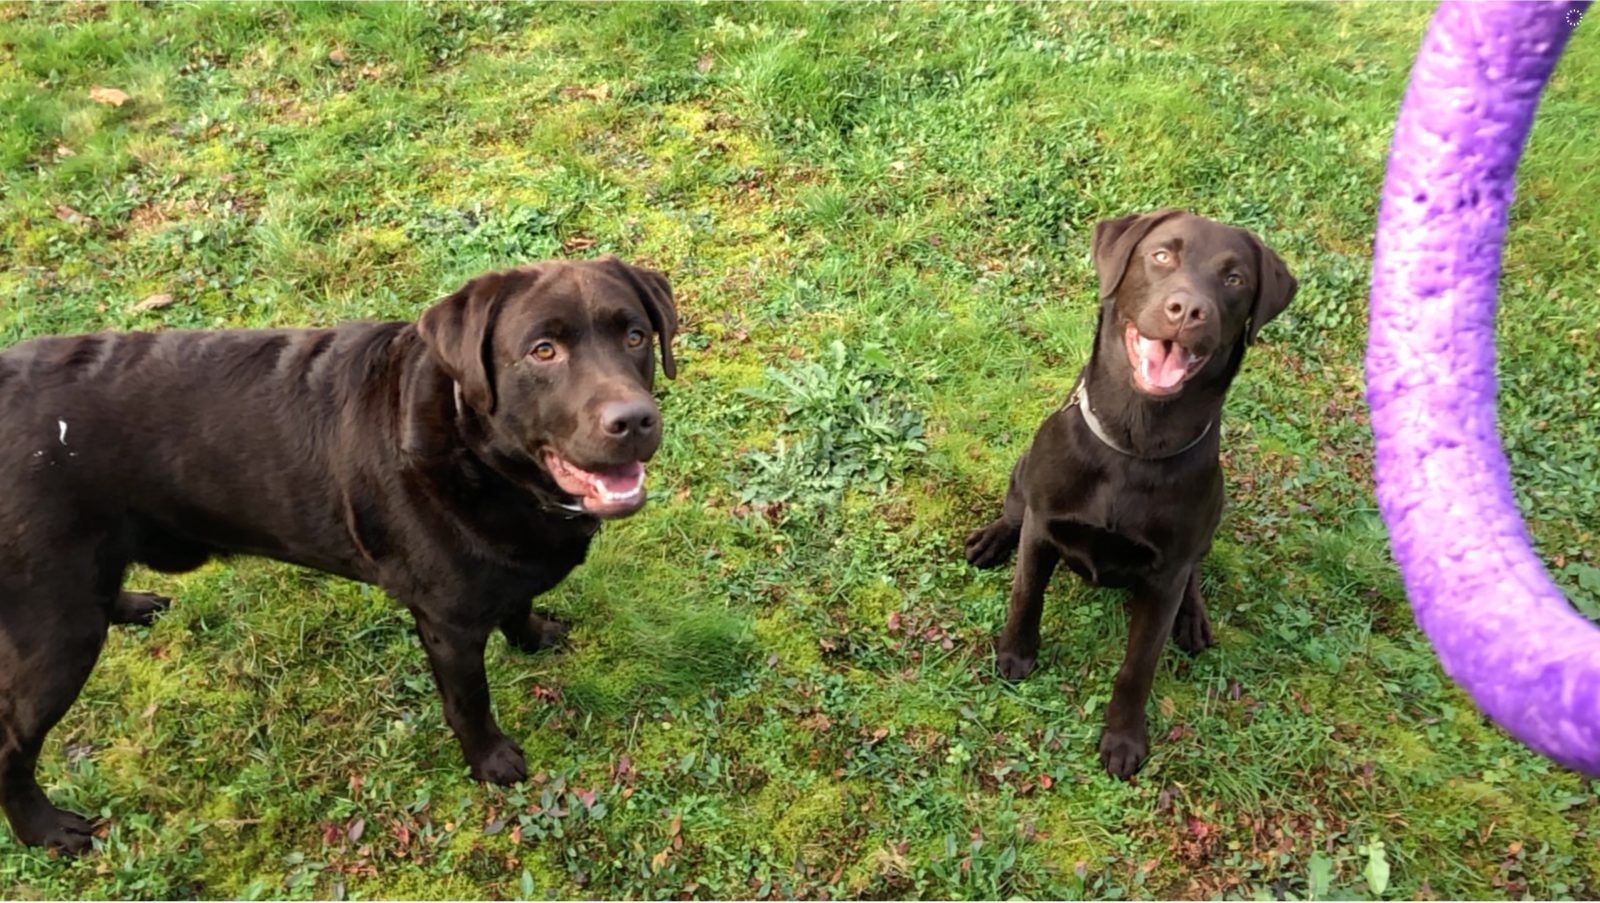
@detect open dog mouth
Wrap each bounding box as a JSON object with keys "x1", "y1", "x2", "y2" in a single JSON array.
[
  {"x1": 542, "y1": 451, "x2": 647, "y2": 517},
  {"x1": 1124, "y1": 324, "x2": 1209, "y2": 397}
]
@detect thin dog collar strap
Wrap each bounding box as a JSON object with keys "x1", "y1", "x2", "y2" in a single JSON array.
[
  {"x1": 1065, "y1": 379, "x2": 1213, "y2": 460},
  {"x1": 454, "y1": 380, "x2": 590, "y2": 520}
]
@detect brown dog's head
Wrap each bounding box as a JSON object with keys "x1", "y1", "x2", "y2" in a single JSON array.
[
  {"x1": 418, "y1": 256, "x2": 678, "y2": 518},
  {"x1": 1091, "y1": 210, "x2": 1296, "y2": 399}
]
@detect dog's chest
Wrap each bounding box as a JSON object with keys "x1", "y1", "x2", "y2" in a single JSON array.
[
  {"x1": 459, "y1": 515, "x2": 592, "y2": 593},
  {"x1": 519, "y1": 533, "x2": 591, "y2": 594},
  {"x1": 1045, "y1": 518, "x2": 1162, "y2": 588},
  {"x1": 1025, "y1": 415, "x2": 1223, "y2": 586}
]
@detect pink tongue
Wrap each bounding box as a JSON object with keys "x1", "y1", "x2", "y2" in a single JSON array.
[
  {"x1": 1138, "y1": 337, "x2": 1189, "y2": 390},
  {"x1": 594, "y1": 462, "x2": 643, "y2": 494}
]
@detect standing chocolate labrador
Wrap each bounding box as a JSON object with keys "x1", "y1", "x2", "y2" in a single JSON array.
[
  {"x1": 0, "y1": 256, "x2": 676, "y2": 853},
  {"x1": 965, "y1": 210, "x2": 1296, "y2": 778}
]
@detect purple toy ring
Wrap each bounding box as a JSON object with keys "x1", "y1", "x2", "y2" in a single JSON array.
[{"x1": 1368, "y1": 0, "x2": 1598, "y2": 775}]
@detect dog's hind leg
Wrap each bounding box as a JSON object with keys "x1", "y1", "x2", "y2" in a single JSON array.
[
  {"x1": 0, "y1": 586, "x2": 110, "y2": 853},
  {"x1": 965, "y1": 454, "x2": 1029, "y2": 568}
]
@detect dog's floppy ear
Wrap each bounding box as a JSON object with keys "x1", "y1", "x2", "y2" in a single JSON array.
[
  {"x1": 605, "y1": 256, "x2": 679, "y2": 380},
  {"x1": 1246, "y1": 234, "x2": 1298, "y2": 344},
  {"x1": 1091, "y1": 208, "x2": 1186, "y2": 301},
  {"x1": 418, "y1": 268, "x2": 534, "y2": 415}
]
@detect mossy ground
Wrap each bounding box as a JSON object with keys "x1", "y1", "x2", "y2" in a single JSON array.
[{"x1": 3, "y1": 2, "x2": 1598, "y2": 898}]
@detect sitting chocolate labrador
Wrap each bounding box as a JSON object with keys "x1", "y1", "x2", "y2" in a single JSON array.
[
  {"x1": 965, "y1": 210, "x2": 1296, "y2": 779},
  {"x1": 0, "y1": 256, "x2": 676, "y2": 853}
]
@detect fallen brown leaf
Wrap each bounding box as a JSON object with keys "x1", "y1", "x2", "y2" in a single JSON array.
[
  {"x1": 89, "y1": 86, "x2": 129, "y2": 107},
  {"x1": 328, "y1": 48, "x2": 348, "y2": 64},
  {"x1": 558, "y1": 84, "x2": 610, "y2": 102},
  {"x1": 131, "y1": 293, "x2": 174, "y2": 312},
  {"x1": 54, "y1": 205, "x2": 91, "y2": 225},
  {"x1": 800, "y1": 713, "x2": 832, "y2": 731}
]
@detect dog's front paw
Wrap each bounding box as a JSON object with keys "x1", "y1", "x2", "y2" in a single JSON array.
[
  {"x1": 15, "y1": 804, "x2": 97, "y2": 854},
  {"x1": 995, "y1": 649, "x2": 1037, "y2": 681},
  {"x1": 964, "y1": 520, "x2": 1020, "y2": 569},
  {"x1": 505, "y1": 613, "x2": 571, "y2": 654},
  {"x1": 468, "y1": 736, "x2": 528, "y2": 785},
  {"x1": 1098, "y1": 726, "x2": 1148, "y2": 780},
  {"x1": 111, "y1": 591, "x2": 171, "y2": 626},
  {"x1": 1172, "y1": 603, "x2": 1214, "y2": 656}
]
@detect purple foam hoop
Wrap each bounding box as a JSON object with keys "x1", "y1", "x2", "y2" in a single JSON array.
[{"x1": 1368, "y1": 0, "x2": 1597, "y2": 775}]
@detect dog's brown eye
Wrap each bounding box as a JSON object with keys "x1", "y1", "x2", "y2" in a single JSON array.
[
  {"x1": 530, "y1": 341, "x2": 558, "y2": 362},
  {"x1": 1224, "y1": 274, "x2": 1244, "y2": 287},
  {"x1": 625, "y1": 329, "x2": 646, "y2": 349},
  {"x1": 1152, "y1": 249, "x2": 1173, "y2": 264}
]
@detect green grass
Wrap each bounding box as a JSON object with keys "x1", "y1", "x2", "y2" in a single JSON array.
[{"x1": 3, "y1": 1, "x2": 1599, "y2": 898}]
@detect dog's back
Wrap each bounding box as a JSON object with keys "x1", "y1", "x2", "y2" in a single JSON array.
[{"x1": 0, "y1": 324, "x2": 414, "y2": 579}]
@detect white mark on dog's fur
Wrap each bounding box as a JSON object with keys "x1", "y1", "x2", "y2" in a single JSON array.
[{"x1": 58, "y1": 419, "x2": 68, "y2": 445}]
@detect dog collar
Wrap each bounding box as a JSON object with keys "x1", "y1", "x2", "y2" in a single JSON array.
[
  {"x1": 452, "y1": 380, "x2": 591, "y2": 520},
  {"x1": 1066, "y1": 378, "x2": 1212, "y2": 460}
]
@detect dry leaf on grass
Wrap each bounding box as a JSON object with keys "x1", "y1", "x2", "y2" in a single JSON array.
[
  {"x1": 328, "y1": 48, "x2": 348, "y2": 64},
  {"x1": 558, "y1": 84, "x2": 610, "y2": 102},
  {"x1": 54, "y1": 204, "x2": 91, "y2": 225},
  {"x1": 131, "y1": 293, "x2": 174, "y2": 312},
  {"x1": 89, "y1": 86, "x2": 130, "y2": 107}
]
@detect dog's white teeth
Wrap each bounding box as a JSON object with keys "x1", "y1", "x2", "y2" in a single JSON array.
[{"x1": 597, "y1": 483, "x2": 643, "y2": 504}]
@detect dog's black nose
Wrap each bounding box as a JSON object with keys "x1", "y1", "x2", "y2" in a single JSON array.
[
  {"x1": 599, "y1": 398, "x2": 659, "y2": 439},
  {"x1": 1163, "y1": 293, "x2": 1208, "y2": 326}
]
